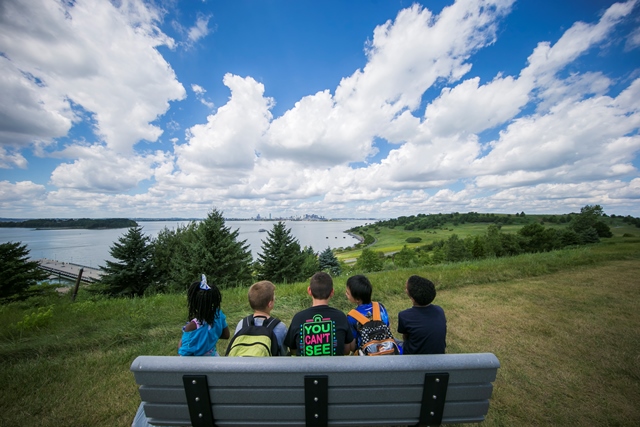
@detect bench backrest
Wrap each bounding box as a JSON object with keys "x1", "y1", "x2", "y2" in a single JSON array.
[{"x1": 131, "y1": 353, "x2": 499, "y2": 426}]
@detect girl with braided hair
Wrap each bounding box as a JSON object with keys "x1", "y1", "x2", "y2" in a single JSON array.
[{"x1": 178, "y1": 274, "x2": 230, "y2": 356}]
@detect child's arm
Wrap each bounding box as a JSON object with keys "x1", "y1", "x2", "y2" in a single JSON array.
[{"x1": 219, "y1": 326, "x2": 230, "y2": 340}]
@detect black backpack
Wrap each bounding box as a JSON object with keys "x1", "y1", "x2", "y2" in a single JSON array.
[
  {"x1": 348, "y1": 302, "x2": 400, "y2": 356},
  {"x1": 225, "y1": 315, "x2": 282, "y2": 357}
]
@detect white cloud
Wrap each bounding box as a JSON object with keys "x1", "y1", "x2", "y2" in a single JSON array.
[
  {"x1": 173, "y1": 74, "x2": 273, "y2": 184},
  {"x1": 191, "y1": 84, "x2": 215, "y2": 109},
  {"x1": 49, "y1": 145, "x2": 171, "y2": 192},
  {"x1": 188, "y1": 14, "x2": 212, "y2": 43},
  {"x1": 262, "y1": 0, "x2": 516, "y2": 165},
  {"x1": 0, "y1": 0, "x2": 185, "y2": 153},
  {"x1": 1, "y1": 0, "x2": 639, "y2": 218}
]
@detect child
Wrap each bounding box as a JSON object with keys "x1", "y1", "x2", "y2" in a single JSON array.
[
  {"x1": 178, "y1": 274, "x2": 230, "y2": 356},
  {"x1": 397, "y1": 275, "x2": 446, "y2": 354},
  {"x1": 284, "y1": 272, "x2": 355, "y2": 356},
  {"x1": 346, "y1": 274, "x2": 399, "y2": 355},
  {"x1": 228, "y1": 280, "x2": 288, "y2": 356}
]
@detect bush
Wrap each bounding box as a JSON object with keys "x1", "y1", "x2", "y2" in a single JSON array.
[{"x1": 405, "y1": 237, "x2": 422, "y2": 243}]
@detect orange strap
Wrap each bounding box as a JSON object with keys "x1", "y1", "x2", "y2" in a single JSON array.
[
  {"x1": 348, "y1": 309, "x2": 370, "y2": 325},
  {"x1": 348, "y1": 302, "x2": 382, "y2": 325}
]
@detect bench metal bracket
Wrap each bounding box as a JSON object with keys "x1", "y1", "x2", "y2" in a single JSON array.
[
  {"x1": 305, "y1": 375, "x2": 328, "y2": 427},
  {"x1": 183, "y1": 375, "x2": 215, "y2": 427},
  {"x1": 416, "y1": 372, "x2": 449, "y2": 426}
]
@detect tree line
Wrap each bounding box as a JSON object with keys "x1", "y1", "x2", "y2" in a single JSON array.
[{"x1": 0, "y1": 205, "x2": 634, "y2": 301}]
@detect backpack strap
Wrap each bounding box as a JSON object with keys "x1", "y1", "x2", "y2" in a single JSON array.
[
  {"x1": 371, "y1": 302, "x2": 382, "y2": 322},
  {"x1": 262, "y1": 317, "x2": 282, "y2": 356},
  {"x1": 348, "y1": 309, "x2": 370, "y2": 325}
]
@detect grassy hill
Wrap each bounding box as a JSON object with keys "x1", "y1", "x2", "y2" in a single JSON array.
[{"x1": 0, "y1": 224, "x2": 639, "y2": 426}]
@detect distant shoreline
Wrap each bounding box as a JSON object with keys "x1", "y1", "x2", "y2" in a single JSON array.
[{"x1": 0, "y1": 218, "x2": 137, "y2": 230}]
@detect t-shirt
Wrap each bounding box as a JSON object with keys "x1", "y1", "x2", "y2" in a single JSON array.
[
  {"x1": 397, "y1": 304, "x2": 446, "y2": 355},
  {"x1": 234, "y1": 315, "x2": 288, "y2": 356},
  {"x1": 284, "y1": 305, "x2": 354, "y2": 356},
  {"x1": 347, "y1": 302, "x2": 391, "y2": 348},
  {"x1": 178, "y1": 309, "x2": 228, "y2": 356}
]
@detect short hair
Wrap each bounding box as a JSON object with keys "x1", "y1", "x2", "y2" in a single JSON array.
[
  {"x1": 309, "y1": 272, "x2": 333, "y2": 299},
  {"x1": 248, "y1": 280, "x2": 275, "y2": 311},
  {"x1": 406, "y1": 275, "x2": 436, "y2": 306},
  {"x1": 346, "y1": 275, "x2": 372, "y2": 304}
]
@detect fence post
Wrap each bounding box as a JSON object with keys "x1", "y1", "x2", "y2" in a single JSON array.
[{"x1": 71, "y1": 268, "x2": 84, "y2": 302}]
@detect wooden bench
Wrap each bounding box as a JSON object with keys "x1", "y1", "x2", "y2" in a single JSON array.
[{"x1": 131, "y1": 353, "x2": 500, "y2": 427}]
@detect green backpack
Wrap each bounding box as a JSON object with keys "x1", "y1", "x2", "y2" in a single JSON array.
[{"x1": 225, "y1": 315, "x2": 282, "y2": 357}]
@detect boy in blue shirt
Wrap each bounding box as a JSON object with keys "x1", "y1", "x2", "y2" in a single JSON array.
[{"x1": 345, "y1": 274, "x2": 396, "y2": 354}]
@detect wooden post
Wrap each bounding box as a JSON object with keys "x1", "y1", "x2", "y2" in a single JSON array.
[{"x1": 71, "y1": 268, "x2": 84, "y2": 302}]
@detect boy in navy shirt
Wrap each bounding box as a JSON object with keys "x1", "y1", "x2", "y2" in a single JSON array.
[{"x1": 397, "y1": 275, "x2": 446, "y2": 354}]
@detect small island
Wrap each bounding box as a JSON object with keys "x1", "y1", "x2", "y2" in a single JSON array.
[{"x1": 0, "y1": 218, "x2": 138, "y2": 229}]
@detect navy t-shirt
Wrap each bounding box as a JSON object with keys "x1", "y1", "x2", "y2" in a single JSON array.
[
  {"x1": 397, "y1": 304, "x2": 446, "y2": 355},
  {"x1": 284, "y1": 305, "x2": 354, "y2": 356}
]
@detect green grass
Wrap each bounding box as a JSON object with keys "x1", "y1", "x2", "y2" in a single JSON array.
[{"x1": 1, "y1": 237, "x2": 639, "y2": 426}]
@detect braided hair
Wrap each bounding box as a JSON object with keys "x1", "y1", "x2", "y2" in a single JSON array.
[{"x1": 186, "y1": 279, "x2": 222, "y2": 325}]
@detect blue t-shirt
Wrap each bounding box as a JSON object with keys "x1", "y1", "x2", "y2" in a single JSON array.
[
  {"x1": 347, "y1": 302, "x2": 391, "y2": 348},
  {"x1": 397, "y1": 304, "x2": 446, "y2": 355},
  {"x1": 178, "y1": 309, "x2": 228, "y2": 356}
]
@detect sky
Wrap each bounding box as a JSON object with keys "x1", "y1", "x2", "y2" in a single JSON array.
[{"x1": 1, "y1": 0, "x2": 639, "y2": 220}]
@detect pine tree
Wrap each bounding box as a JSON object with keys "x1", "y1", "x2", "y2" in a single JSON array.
[
  {"x1": 256, "y1": 222, "x2": 306, "y2": 283},
  {"x1": 0, "y1": 241, "x2": 48, "y2": 300},
  {"x1": 318, "y1": 246, "x2": 341, "y2": 276},
  {"x1": 300, "y1": 246, "x2": 320, "y2": 281},
  {"x1": 187, "y1": 210, "x2": 253, "y2": 288},
  {"x1": 100, "y1": 226, "x2": 156, "y2": 297}
]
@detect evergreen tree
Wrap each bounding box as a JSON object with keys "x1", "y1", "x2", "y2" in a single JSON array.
[
  {"x1": 300, "y1": 246, "x2": 320, "y2": 280},
  {"x1": 354, "y1": 248, "x2": 384, "y2": 272},
  {"x1": 0, "y1": 241, "x2": 48, "y2": 300},
  {"x1": 571, "y1": 204, "x2": 607, "y2": 243},
  {"x1": 256, "y1": 222, "x2": 306, "y2": 283},
  {"x1": 100, "y1": 226, "x2": 156, "y2": 297},
  {"x1": 318, "y1": 246, "x2": 341, "y2": 276},
  {"x1": 186, "y1": 210, "x2": 253, "y2": 288},
  {"x1": 152, "y1": 223, "x2": 197, "y2": 291}
]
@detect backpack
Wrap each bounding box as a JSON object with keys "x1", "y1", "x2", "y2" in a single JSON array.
[
  {"x1": 225, "y1": 315, "x2": 282, "y2": 357},
  {"x1": 348, "y1": 302, "x2": 400, "y2": 356}
]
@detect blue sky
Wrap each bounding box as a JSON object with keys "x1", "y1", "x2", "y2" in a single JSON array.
[{"x1": 1, "y1": 0, "x2": 639, "y2": 219}]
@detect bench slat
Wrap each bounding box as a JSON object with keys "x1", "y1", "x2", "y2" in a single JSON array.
[
  {"x1": 142, "y1": 400, "x2": 491, "y2": 423},
  {"x1": 139, "y1": 383, "x2": 493, "y2": 405}
]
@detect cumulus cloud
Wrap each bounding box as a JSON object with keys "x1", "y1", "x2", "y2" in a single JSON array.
[
  {"x1": 1, "y1": 0, "x2": 639, "y2": 218},
  {"x1": 261, "y1": 0, "x2": 515, "y2": 166},
  {"x1": 0, "y1": 0, "x2": 185, "y2": 153},
  {"x1": 49, "y1": 145, "x2": 171, "y2": 192},
  {"x1": 172, "y1": 74, "x2": 273, "y2": 185}
]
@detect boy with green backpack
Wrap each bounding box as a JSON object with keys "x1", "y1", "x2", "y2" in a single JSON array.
[{"x1": 226, "y1": 281, "x2": 288, "y2": 357}]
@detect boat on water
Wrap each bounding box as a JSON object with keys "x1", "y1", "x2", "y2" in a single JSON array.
[{"x1": 258, "y1": 229, "x2": 267, "y2": 232}]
